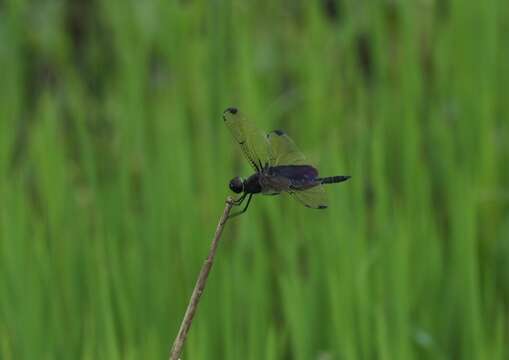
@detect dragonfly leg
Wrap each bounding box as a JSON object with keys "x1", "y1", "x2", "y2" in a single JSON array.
[
  {"x1": 232, "y1": 193, "x2": 247, "y2": 205},
  {"x1": 227, "y1": 193, "x2": 253, "y2": 219}
]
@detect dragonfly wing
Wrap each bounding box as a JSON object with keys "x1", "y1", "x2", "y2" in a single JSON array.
[
  {"x1": 267, "y1": 130, "x2": 307, "y2": 166},
  {"x1": 290, "y1": 184, "x2": 328, "y2": 209},
  {"x1": 223, "y1": 108, "x2": 271, "y2": 172}
]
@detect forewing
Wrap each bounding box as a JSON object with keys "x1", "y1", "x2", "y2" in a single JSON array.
[
  {"x1": 267, "y1": 130, "x2": 307, "y2": 166},
  {"x1": 223, "y1": 108, "x2": 271, "y2": 171},
  {"x1": 291, "y1": 184, "x2": 328, "y2": 209}
]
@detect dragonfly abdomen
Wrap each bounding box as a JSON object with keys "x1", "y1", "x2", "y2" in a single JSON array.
[{"x1": 317, "y1": 176, "x2": 351, "y2": 184}]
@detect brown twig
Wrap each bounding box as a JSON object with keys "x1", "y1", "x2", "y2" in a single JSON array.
[{"x1": 169, "y1": 197, "x2": 234, "y2": 360}]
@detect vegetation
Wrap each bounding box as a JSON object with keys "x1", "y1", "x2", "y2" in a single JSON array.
[{"x1": 1, "y1": 0, "x2": 508, "y2": 359}]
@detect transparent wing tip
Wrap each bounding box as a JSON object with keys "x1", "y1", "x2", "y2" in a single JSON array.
[
  {"x1": 303, "y1": 203, "x2": 328, "y2": 209},
  {"x1": 224, "y1": 107, "x2": 238, "y2": 115},
  {"x1": 269, "y1": 129, "x2": 286, "y2": 136}
]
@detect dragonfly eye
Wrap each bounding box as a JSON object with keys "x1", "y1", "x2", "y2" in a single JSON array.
[{"x1": 229, "y1": 176, "x2": 244, "y2": 193}]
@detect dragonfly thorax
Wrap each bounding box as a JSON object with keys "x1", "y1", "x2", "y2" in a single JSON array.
[{"x1": 243, "y1": 173, "x2": 262, "y2": 194}]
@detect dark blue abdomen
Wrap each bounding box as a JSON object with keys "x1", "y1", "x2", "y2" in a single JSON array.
[
  {"x1": 269, "y1": 165, "x2": 318, "y2": 180},
  {"x1": 268, "y1": 165, "x2": 319, "y2": 188}
]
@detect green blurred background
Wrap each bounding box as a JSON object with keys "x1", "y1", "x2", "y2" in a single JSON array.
[{"x1": 1, "y1": 0, "x2": 508, "y2": 359}]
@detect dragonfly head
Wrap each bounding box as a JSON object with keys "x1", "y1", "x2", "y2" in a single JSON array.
[{"x1": 229, "y1": 176, "x2": 244, "y2": 194}]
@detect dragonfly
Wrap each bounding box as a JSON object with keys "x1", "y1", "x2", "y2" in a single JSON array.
[{"x1": 224, "y1": 107, "x2": 350, "y2": 218}]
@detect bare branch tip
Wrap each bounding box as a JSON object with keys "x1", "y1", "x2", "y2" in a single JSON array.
[{"x1": 169, "y1": 197, "x2": 233, "y2": 360}]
